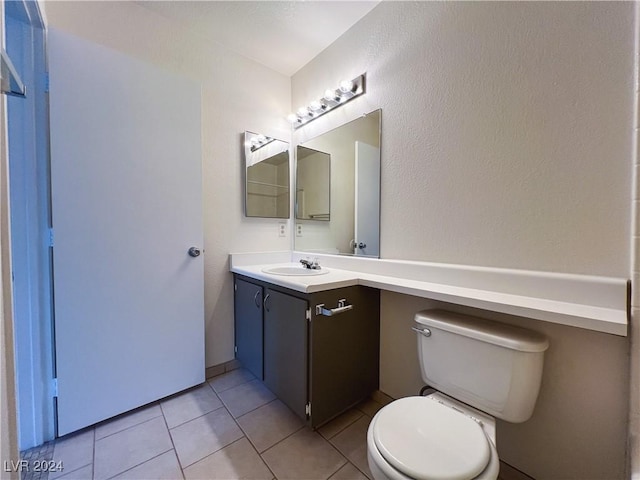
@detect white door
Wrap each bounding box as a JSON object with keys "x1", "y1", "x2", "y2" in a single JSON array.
[
  {"x1": 354, "y1": 141, "x2": 380, "y2": 256},
  {"x1": 49, "y1": 29, "x2": 204, "y2": 436}
]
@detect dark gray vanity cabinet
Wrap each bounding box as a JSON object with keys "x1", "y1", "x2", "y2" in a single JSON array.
[
  {"x1": 263, "y1": 288, "x2": 308, "y2": 420},
  {"x1": 307, "y1": 286, "x2": 380, "y2": 427},
  {"x1": 233, "y1": 274, "x2": 380, "y2": 429},
  {"x1": 234, "y1": 278, "x2": 264, "y2": 380}
]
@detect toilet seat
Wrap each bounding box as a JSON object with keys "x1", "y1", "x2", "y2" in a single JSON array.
[{"x1": 371, "y1": 396, "x2": 492, "y2": 480}]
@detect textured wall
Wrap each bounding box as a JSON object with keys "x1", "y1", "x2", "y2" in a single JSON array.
[
  {"x1": 292, "y1": 2, "x2": 634, "y2": 478},
  {"x1": 293, "y1": 1, "x2": 633, "y2": 276},
  {"x1": 43, "y1": 1, "x2": 291, "y2": 367}
]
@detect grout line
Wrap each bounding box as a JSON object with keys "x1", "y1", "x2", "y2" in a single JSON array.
[
  {"x1": 207, "y1": 370, "x2": 256, "y2": 395},
  {"x1": 103, "y1": 449, "x2": 173, "y2": 480},
  {"x1": 321, "y1": 410, "x2": 364, "y2": 440},
  {"x1": 234, "y1": 398, "x2": 278, "y2": 422},
  {"x1": 163, "y1": 403, "x2": 225, "y2": 431},
  {"x1": 259, "y1": 423, "x2": 307, "y2": 456},
  {"x1": 324, "y1": 458, "x2": 349, "y2": 480},
  {"x1": 91, "y1": 427, "x2": 96, "y2": 480},
  {"x1": 95, "y1": 414, "x2": 163, "y2": 443},
  {"x1": 221, "y1": 403, "x2": 277, "y2": 477},
  {"x1": 179, "y1": 441, "x2": 244, "y2": 470},
  {"x1": 220, "y1": 393, "x2": 276, "y2": 420},
  {"x1": 213, "y1": 377, "x2": 259, "y2": 397},
  {"x1": 159, "y1": 405, "x2": 185, "y2": 479},
  {"x1": 352, "y1": 461, "x2": 373, "y2": 480},
  {"x1": 325, "y1": 418, "x2": 373, "y2": 479},
  {"x1": 50, "y1": 463, "x2": 92, "y2": 480}
]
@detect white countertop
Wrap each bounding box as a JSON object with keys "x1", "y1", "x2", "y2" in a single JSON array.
[
  {"x1": 230, "y1": 252, "x2": 629, "y2": 336},
  {"x1": 231, "y1": 263, "x2": 360, "y2": 293}
]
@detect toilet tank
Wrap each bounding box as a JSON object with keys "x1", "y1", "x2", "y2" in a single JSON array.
[{"x1": 414, "y1": 310, "x2": 549, "y2": 423}]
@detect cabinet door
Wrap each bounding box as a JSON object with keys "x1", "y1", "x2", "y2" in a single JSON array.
[
  {"x1": 309, "y1": 286, "x2": 380, "y2": 427},
  {"x1": 234, "y1": 278, "x2": 264, "y2": 379},
  {"x1": 263, "y1": 288, "x2": 308, "y2": 420}
]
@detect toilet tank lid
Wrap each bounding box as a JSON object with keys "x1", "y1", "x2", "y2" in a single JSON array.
[{"x1": 415, "y1": 310, "x2": 549, "y2": 353}]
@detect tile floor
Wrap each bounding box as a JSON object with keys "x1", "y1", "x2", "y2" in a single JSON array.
[{"x1": 41, "y1": 368, "x2": 392, "y2": 480}]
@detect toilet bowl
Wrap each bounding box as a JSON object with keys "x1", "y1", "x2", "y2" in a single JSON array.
[
  {"x1": 366, "y1": 309, "x2": 549, "y2": 480},
  {"x1": 367, "y1": 393, "x2": 500, "y2": 480}
]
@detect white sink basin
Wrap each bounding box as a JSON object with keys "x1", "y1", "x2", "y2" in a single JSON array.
[{"x1": 262, "y1": 266, "x2": 329, "y2": 276}]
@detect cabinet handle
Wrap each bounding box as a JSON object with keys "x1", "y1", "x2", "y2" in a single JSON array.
[
  {"x1": 263, "y1": 293, "x2": 271, "y2": 312},
  {"x1": 254, "y1": 291, "x2": 261, "y2": 308},
  {"x1": 315, "y1": 299, "x2": 353, "y2": 317}
]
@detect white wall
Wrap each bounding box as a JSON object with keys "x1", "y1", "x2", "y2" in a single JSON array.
[
  {"x1": 292, "y1": 2, "x2": 633, "y2": 478},
  {"x1": 42, "y1": 1, "x2": 292, "y2": 367}
]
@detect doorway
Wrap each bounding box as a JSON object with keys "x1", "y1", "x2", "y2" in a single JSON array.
[{"x1": 5, "y1": 0, "x2": 54, "y2": 449}]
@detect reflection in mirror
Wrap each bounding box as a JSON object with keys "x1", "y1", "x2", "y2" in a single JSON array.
[
  {"x1": 244, "y1": 132, "x2": 290, "y2": 218},
  {"x1": 296, "y1": 146, "x2": 330, "y2": 221},
  {"x1": 295, "y1": 109, "x2": 381, "y2": 257}
]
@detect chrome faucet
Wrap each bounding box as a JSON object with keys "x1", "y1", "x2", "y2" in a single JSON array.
[{"x1": 300, "y1": 257, "x2": 321, "y2": 270}]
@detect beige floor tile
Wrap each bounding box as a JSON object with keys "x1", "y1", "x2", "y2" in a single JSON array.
[
  {"x1": 183, "y1": 437, "x2": 272, "y2": 480},
  {"x1": 95, "y1": 403, "x2": 162, "y2": 440},
  {"x1": 170, "y1": 407, "x2": 244, "y2": 468},
  {"x1": 371, "y1": 391, "x2": 394, "y2": 406},
  {"x1": 93, "y1": 416, "x2": 173, "y2": 480},
  {"x1": 356, "y1": 399, "x2": 384, "y2": 418},
  {"x1": 56, "y1": 464, "x2": 93, "y2": 480},
  {"x1": 218, "y1": 380, "x2": 276, "y2": 418},
  {"x1": 208, "y1": 368, "x2": 256, "y2": 394},
  {"x1": 50, "y1": 428, "x2": 95, "y2": 480},
  {"x1": 318, "y1": 409, "x2": 363, "y2": 440},
  {"x1": 330, "y1": 416, "x2": 373, "y2": 479},
  {"x1": 328, "y1": 463, "x2": 369, "y2": 480},
  {"x1": 261, "y1": 428, "x2": 346, "y2": 480},
  {"x1": 111, "y1": 450, "x2": 183, "y2": 480},
  {"x1": 236, "y1": 400, "x2": 304, "y2": 453},
  {"x1": 161, "y1": 383, "x2": 223, "y2": 428}
]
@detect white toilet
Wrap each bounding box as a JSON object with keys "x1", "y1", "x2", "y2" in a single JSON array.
[{"x1": 367, "y1": 310, "x2": 549, "y2": 480}]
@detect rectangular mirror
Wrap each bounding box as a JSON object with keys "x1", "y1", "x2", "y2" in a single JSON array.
[
  {"x1": 295, "y1": 109, "x2": 381, "y2": 257},
  {"x1": 296, "y1": 146, "x2": 330, "y2": 221},
  {"x1": 244, "y1": 132, "x2": 290, "y2": 218}
]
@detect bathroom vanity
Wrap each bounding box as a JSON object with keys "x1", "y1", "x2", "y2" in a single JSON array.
[{"x1": 233, "y1": 273, "x2": 380, "y2": 428}]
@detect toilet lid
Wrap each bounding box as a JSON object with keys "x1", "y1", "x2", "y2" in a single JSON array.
[{"x1": 372, "y1": 397, "x2": 491, "y2": 480}]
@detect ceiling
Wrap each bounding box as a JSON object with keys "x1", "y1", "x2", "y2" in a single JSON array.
[{"x1": 138, "y1": 1, "x2": 380, "y2": 77}]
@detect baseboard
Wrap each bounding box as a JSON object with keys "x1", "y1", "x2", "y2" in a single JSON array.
[
  {"x1": 205, "y1": 359, "x2": 243, "y2": 379},
  {"x1": 499, "y1": 461, "x2": 535, "y2": 480}
]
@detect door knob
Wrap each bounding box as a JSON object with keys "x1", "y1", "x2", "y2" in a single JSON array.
[
  {"x1": 358, "y1": 242, "x2": 367, "y2": 249},
  {"x1": 188, "y1": 247, "x2": 202, "y2": 257}
]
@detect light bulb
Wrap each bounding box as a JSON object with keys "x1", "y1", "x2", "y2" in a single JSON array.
[
  {"x1": 297, "y1": 107, "x2": 310, "y2": 117},
  {"x1": 256, "y1": 135, "x2": 266, "y2": 144},
  {"x1": 287, "y1": 113, "x2": 298, "y2": 124},
  {"x1": 309, "y1": 100, "x2": 323, "y2": 111},
  {"x1": 339, "y1": 80, "x2": 353, "y2": 93},
  {"x1": 324, "y1": 89, "x2": 337, "y2": 101}
]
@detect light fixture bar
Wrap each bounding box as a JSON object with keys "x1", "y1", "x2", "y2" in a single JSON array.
[
  {"x1": 288, "y1": 73, "x2": 366, "y2": 130},
  {"x1": 249, "y1": 135, "x2": 276, "y2": 152}
]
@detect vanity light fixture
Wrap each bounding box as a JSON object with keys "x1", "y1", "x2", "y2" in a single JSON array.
[
  {"x1": 248, "y1": 134, "x2": 276, "y2": 152},
  {"x1": 287, "y1": 73, "x2": 366, "y2": 129}
]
